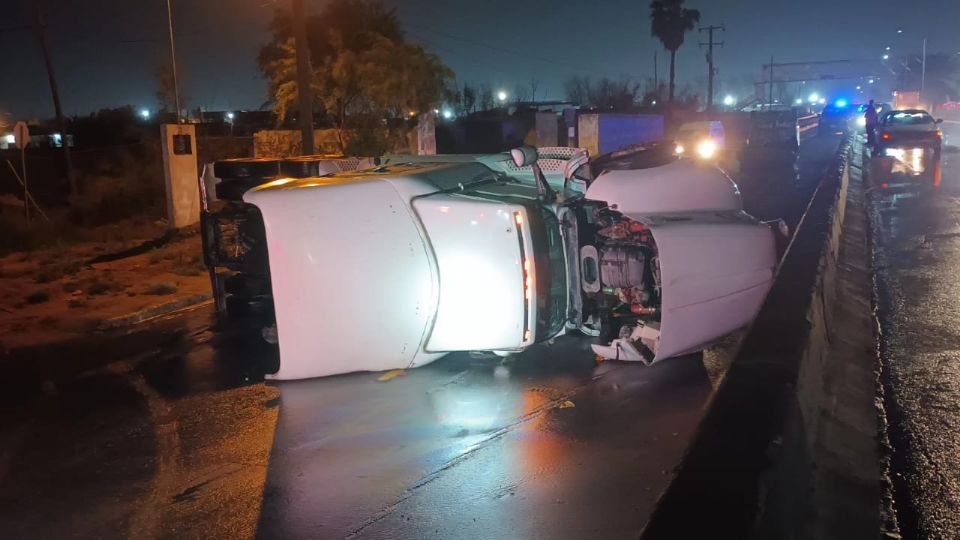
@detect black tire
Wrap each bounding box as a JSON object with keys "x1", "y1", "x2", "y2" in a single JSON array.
[
  {"x1": 225, "y1": 294, "x2": 274, "y2": 320},
  {"x1": 280, "y1": 157, "x2": 327, "y2": 178},
  {"x1": 224, "y1": 273, "x2": 271, "y2": 297},
  {"x1": 214, "y1": 158, "x2": 281, "y2": 179},
  {"x1": 215, "y1": 178, "x2": 271, "y2": 201}
]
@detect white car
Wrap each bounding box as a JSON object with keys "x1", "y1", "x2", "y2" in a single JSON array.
[{"x1": 243, "y1": 147, "x2": 776, "y2": 380}]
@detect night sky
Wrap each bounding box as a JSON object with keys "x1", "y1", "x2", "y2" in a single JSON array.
[{"x1": 2, "y1": 0, "x2": 959, "y2": 119}]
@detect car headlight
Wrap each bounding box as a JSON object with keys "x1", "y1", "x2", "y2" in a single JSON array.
[
  {"x1": 675, "y1": 144, "x2": 685, "y2": 155},
  {"x1": 696, "y1": 139, "x2": 717, "y2": 159}
]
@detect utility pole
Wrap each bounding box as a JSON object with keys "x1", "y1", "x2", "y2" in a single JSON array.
[
  {"x1": 653, "y1": 50, "x2": 659, "y2": 101},
  {"x1": 920, "y1": 37, "x2": 927, "y2": 105},
  {"x1": 292, "y1": 0, "x2": 315, "y2": 155},
  {"x1": 699, "y1": 25, "x2": 725, "y2": 110},
  {"x1": 33, "y1": 0, "x2": 77, "y2": 199},
  {"x1": 165, "y1": 0, "x2": 181, "y2": 123},
  {"x1": 768, "y1": 56, "x2": 775, "y2": 107}
]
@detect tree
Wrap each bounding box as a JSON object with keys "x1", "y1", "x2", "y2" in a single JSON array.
[
  {"x1": 650, "y1": 0, "x2": 700, "y2": 103},
  {"x1": 259, "y1": 0, "x2": 453, "y2": 154},
  {"x1": 898, "y1": 53, "x2": 960, "y2": 105},
  {"x1": 564, "y1": 76, "x2": 641, "y2": 110},
  {"x1": 529, "y1": 77, "x2": 540, "y2": 103},
  {"x1": 462, "y1": 83, "x2": 477, "y2": 113},
  {"x1": 155, "y1": 62, "x2": 187, "y2": 116},
  {"x1": 478, "y1": 83, "x2": 494, "y2": 111},
  {"x1": 513, "y1": 84, "x2": 530, "y2": 104},
  {"x1": 565, "y1": 76, "x2": 591, "y2": 106}
]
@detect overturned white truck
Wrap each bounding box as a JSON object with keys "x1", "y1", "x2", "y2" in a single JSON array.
[{"x1": 231, "y1": 147, "x2": 777, "y2": 380}]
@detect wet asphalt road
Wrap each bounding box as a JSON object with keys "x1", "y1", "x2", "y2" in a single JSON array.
[
  {"x1": 870, "y1": 120, "x2": 960, "y2": 539},
  {"x1": 0, "y1": 135, "x2": 840, "y2": 539}
]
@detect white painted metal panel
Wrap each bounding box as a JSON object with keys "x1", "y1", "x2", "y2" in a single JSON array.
[
  {"x1": 586, "y1": 160, "x2": 742, "y2": 215},
  {"x1": 245, "y1": 178, "x2": 440, "y2": 379},
  {"x1": 414, "y1": 196, "x2": 530, "y2": 351},
  {"x1": 647, "y1": 218, "x2": 776, "y2": 360}
]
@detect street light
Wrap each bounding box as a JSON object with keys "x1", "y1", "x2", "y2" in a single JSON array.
[
  {"x1": 883, "y1": 54, "x2": 889, "y2": 60},
  {"x1": 869, "y1": 78, "x2": 875, "y2": 84},
  {"x1": 442, "y1": 109, "x2": 454, "y2": 120},
  {"x1": 885, "y1": 46, "x2": 891, "y2": 51},
  {"x1": 226, "y1": 112, "x2": 235, "y2": 121},
  {"x1": 497, "y1": 90, "x2": 508, "y2": 102},
  {"x1": 722, "y1": 95, "x2": 735, "y2": 106},
  {"x1": 140, "y1": 109, "x2": 150, "y2": 119}
]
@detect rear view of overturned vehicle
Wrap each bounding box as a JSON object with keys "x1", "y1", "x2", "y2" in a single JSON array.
[{"x1": 214, "y1": 147, "x2": 776, "y2": 380}]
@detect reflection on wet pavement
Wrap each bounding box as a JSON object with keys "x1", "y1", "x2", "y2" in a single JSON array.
[{"x1": 870, "y1": 121, "x2": 960, "y2": 539}]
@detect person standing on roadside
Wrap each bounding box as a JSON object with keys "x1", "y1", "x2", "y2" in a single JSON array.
[{"x1": 864, "y1": 99, "x2": 879, "y2": 150}]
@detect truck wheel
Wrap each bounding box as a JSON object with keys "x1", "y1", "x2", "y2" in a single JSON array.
[
  {"x1": 225, "y1": 294, "x2": 274, "y2": 320},
  {"x1": 224, "y1": 273, "x2": 271, "y2": 297},
  {"x1": 214, "y1": 158, "x2": 280, "y2": 179}
]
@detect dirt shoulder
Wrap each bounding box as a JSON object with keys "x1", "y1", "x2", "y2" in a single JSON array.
[{"x1": 0, "y1": 232, "x2": 211, "y2": 352}]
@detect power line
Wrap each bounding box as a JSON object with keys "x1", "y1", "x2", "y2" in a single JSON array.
[{"x1": 699, "y1": 25, "x2": 724, "y2": 110}]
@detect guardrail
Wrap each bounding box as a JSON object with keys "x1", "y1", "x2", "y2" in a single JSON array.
[
  {"x1": 798, "y1": 113, "x2": 820, "y2": 134},
  {"x1": 640, "y1": 135, "x2": 882, "y2": 539}
]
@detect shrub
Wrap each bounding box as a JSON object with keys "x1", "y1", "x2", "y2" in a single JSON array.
[
  {"x1": 146, "y1": 282, "x2": 178, "y2": 295},
  {"x1": 86, "y1": 276, "x2": 117, "y2": 295},
  {"x1": 25, "y1": 291, "x2": 50, "y2": 304}
]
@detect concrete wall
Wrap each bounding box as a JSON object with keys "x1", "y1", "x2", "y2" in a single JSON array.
[
  {"x1": 535, "y1": 112, "x2": 559, "y2": 147},
  {"x1": 160, "y1": 124, "x2": 200, "y2": 230},
  {"x1": 642, "y1": 138, "x2": 886, "y2": 539},
  {"x1": 577, "y1": 113, "x2": 664, "y2": 156}
]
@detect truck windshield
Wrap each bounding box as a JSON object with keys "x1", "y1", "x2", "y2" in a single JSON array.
[{"x1": 526, "y1": 205, "x2": 567, "y2": 340}]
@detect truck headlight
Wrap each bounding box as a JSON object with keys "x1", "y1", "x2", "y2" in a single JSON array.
[
  {"x1": 856, "y1": 117, "x2": 866, "y2": 127},
  {"x1": 696, "y1": 139, "x2": 717, "y2": 159}
]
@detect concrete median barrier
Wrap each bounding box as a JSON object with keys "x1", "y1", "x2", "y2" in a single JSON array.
[{"x1": 641, "y1": 136, "x2": 890, "y2": 539}]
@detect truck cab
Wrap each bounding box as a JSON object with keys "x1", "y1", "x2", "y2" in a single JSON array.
[{"x1": 242, "y1": 148, "x2": 777, "y2": 380}]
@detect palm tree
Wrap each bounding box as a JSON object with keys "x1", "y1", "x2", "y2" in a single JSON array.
[{"x1": 650, "y1": 0, "x2": 701, "y2": 103}]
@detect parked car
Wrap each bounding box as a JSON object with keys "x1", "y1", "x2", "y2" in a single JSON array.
[
  {"x1": 877, "y1": 109, "x2": 943, "y2": 158},
  {"x1": 239, "y1": 147, "x2": 777, "y2": 380}
]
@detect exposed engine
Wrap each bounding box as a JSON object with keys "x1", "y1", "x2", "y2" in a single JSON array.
[{"x1": 575, "y1": 204, "x2": 663, "y2": 362}]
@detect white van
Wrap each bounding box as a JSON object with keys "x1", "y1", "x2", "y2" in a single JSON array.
[{"x1": 673, "y1": 121, "x2": 727, "y2": 160}]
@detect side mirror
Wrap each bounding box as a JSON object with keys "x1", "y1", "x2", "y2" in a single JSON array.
[
  {"x1": 936, "y1": 118, "x2": 944, "y2": 124},
  {"x1": 510, "y1": 146, "x2": 556, "y2": 202},
  {"x1": 510, "y1": 146, "x2": 538, "y2": 167}
]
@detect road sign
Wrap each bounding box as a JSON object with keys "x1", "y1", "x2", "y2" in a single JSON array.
[{"x1": 14, "y1": 121, "x2": 29, "y2": 150}]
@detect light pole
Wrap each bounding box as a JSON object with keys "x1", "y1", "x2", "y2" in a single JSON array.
[
  {"x1": 165, "y1": 0, "x2": 181, "y2": 123},
  {"x1": 921, "y1": 37, "x2": 927, "y2": 105}
]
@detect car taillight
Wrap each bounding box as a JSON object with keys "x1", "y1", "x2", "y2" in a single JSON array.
[
  {"x1": 936, "y1": 130, "x2": 943, "y2": 138},
  {"x1": 882, "y1": 132, "x2": 891, "y2": 140}
]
